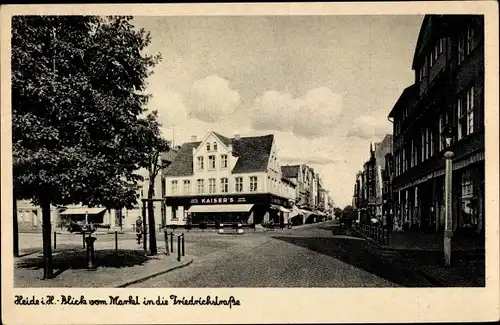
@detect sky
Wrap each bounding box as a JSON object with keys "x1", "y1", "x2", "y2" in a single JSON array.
[{"x1": 132, "y1": 15, "x2": 424, "y2": 208}]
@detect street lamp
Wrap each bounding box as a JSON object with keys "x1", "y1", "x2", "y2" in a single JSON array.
[{"x1": 441, "y1": 124, "x2": 455, "y2": 267}]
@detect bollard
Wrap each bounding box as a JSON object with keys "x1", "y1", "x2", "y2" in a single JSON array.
[
  {"x1": 164, "y1": 230, "x2": 170, "y2": 256},
  {"x1": 85, "y1": 236, "x2": 97, "y2": 270},
  {"x1": 53, "y1": 232, "x2": 57, "y2": 250},
  {"x1": 218, "y1": 223, "x2": 224, "y2": 234},
  {"x1": 177, "y1": 235, "x2": 181, "y2": 262},
  {"x1": 170, "y1": 232, "x2": 174, "y2": 253},
  {"x1": 237, "y1": 223, "x2": 243, "y2": 234},
  {"x1": 181, "y1": 233, "x2": 185, "y2": 257},
  {"x1": 115, "y1": 231, "x2": 118, "y2": 251}
]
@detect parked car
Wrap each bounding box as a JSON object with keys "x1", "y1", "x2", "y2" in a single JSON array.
[{"x1": 67, "y1": 221, "x2": 96, "y2": 233}]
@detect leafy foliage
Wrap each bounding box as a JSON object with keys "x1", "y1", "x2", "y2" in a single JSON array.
[{"x1": 12, "y1": 15, "x2": 162, "y2": 209}]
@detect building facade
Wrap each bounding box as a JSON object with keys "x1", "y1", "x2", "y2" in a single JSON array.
[
  {"x1": 373, "y1": 135, "x2": 393, "y2": 221},
  {"x1": 163, "y1": 132, "x2": 296, "y2": 226},
  {"x1": 389, "y1": 15, "x2": 485, "y2": 234}
]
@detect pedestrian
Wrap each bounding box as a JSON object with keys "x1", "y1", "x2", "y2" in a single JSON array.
[{"x1": 135, "y1": 216, "x2": 143, "y2": 245}]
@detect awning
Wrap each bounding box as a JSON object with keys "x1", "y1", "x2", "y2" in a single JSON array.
[
  {"x1": 186, "y1": 204, "x2": 254, "y2": 213},
  {"x1": 270, "y1": 205, "x2": 290, "y2": 213},
  {"x1": 60, "y1": 207, "x2": 106, "y2": 215}
]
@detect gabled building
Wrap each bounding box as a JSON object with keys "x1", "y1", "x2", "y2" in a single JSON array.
[
  {"x1": 389, "y1": 15, "x2": 484, "y2": 234},
  {"x1": 163, "y1": 132, "x2": 296, "y2": 225}
]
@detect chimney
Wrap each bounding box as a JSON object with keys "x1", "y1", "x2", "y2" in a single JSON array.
[
  {"x1": 191, "y1": 135, "x2": 197, "y2": 142},
  {"x1": 234, "y1": 134, "x2": 241, "y2": 140}
]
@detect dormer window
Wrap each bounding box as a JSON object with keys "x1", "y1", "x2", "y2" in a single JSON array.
[
  {"x1": 206, "y1": 143, "x2": 211, "y2": 151},
  {"x1": 213, "y1": 142, "x2": 217, "y2": 151}
]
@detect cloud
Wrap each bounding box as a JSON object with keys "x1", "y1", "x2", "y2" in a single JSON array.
[
  {"x1": 250, "y1": 87, "x2": 343, "y2": 139},
  {"x1": 151, "y1": 90, "x2": 189, "y2": 128},
  {"x1": 185, "y1": 75, "x2": 241, "y2": 123},
  {"x1": 346, "y1": 114, "x2": 392, "y2": 140}
]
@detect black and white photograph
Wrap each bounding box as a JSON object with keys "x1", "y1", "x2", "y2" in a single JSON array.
[{"x1": 1, "y1": 2, "x2": 499, "y2": 324}]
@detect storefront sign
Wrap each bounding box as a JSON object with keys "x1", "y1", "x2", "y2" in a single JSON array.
[{"x1": 166, "y1": 193, "x2": 288, "y2": 207}]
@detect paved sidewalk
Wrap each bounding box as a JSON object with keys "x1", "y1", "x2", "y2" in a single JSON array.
[
  {"x1": 351, "y1": 227, "x2": 485, "y2": 287},
  {"x1": 14, "y1": 237, "x2": 193, "y2": 288}
]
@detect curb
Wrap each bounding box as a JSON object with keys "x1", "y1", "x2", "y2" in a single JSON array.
[{"x1": 114, "y1": 257, "x2": 194, "y2": 288}]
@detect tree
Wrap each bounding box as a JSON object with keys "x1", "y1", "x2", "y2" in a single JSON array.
[
  {"x1": 12, "y1": 16, "x2": 161, "y2": 279},
  {"x1": 334, "y1": 207, "x2": 343, "y2": 219},
  {"x1": 137, "y1": 111, "x2": 170, "y2": 256}
]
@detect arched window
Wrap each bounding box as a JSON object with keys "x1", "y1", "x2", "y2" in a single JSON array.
[
  {"x1": 213, "y1": 142, "x2": 218, "y2": 151},
  {"x1": 206, "y1": 143, "x2": 211, "y2": 151}
]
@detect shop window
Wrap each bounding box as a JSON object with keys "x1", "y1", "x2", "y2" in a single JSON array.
[
  {"x1": 235, "y1": 177, "x2": 243, "y2": 192},
  {"x1": 220, "y1": 178, "x2": 228, "y2": 193},
  {"x1": 197, "y1": 156, "x2": 204, "y2": 171},
  {"x1": 197, "y1": 179, "x2": 204, "y2": 193},
  {"x1": 183, "y1": 180, "x2": 190, "y2": 194},
  {"x1": 208, "y1": 155, "x2": 216, "y2": 170},
  {"x1": 461, "y1": 170, "x2": 478, "y2": 226},
  {"x1": 249, "y1": 176, "x2": 258, "y2": 192},
  {"x1": 171, "y1": 180, "x2": 178, "y2": 195},
  {"x1": 208, "y1": 178, "x2": 216, "y2": 193},
  {"x1": 220, "y1": 154, "x2": 228, "y2": 168}
]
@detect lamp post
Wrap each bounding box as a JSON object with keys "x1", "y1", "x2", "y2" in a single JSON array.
[{"x1": 441, "y1": 124, "x2": 455, "y2": 267}]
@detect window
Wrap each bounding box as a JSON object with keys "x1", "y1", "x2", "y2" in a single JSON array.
[
  {"x1": 439, "y1": 38, "x2": 445, "y2": 53},
  {"x1": 197, "y1": 179, "x2": 204, "y2": 193},
  {"x1": 383, "y1": 181, "x2": 389, "y2": 195},
  {"x1": 220, "y1": 178, "x2": 228, "y2": 193},
  {"x1": 213, "y1": 142, "x2": 217, "y2": 151},
  {"x1": 439, "y1": 113, "x2": 446, "y2": 151},
  {"x1": 161, "y1": 178, "x2": 166, "y2": 197},
  {"x1": 208, "y1": 155, "x2": 216, "y2": 170},
  {"x1": 457, "y1": 86, "x2": 475, "y2": 140},
  {"x1": 235, "y1": 177, "x2": 243, "y2": 192},
  {"x1": 206, "y1": 143, "x2": 210, "y2": 151},
  {"x1": 421, "y1": 131, "x2": 426, "y2": 161},
  {"x1": 249, "y1": 176, "x2": 258, "y2": 192},
  {"x1": 208, "y1": 178, "x2": 216, "y2": 193},
  {"x1": 430, "y1": 51, "x2": 434, "y2": 67},
  {"x1": 461, "y1": 170, "x2": 473, "y2": 197},
  {"x1": 369, "y1": 186, "x2": 373, "y2": 198},
  {"x1": 197, "y1": 156, "x2": 204, "y2": 170},
  {"x1": 458, "y1": 35, "x2": 465, "y2": 64},
  {"x1": 183, "y1": 180, "x2": 190, "y2": 194},
  {"x1": 171, "y1": 180, "x2": 178, "y2": 195},
  {"x1": 434, "y1": 43, "x2": 439, "y2": 61},
  {"x1": 466, "y1": 27, "x2": 475, "y2": 55},
  {"x1": 429, "y1": 128, "x2": 434, "y2": 157},
  {"x1": 220, "y1": 154, "x2": 228, "y2": 168},
  {"x1": 171, "y1": 207, "x2": 177, "y2": 220}
]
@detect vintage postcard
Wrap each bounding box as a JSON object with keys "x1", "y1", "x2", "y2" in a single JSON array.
[{"x1": 1, "y1": 2, "x2": 499, "y2": 324}]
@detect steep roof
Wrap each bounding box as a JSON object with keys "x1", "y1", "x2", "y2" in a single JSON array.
[
  {"x1": 388, "y1": 84, "x2": 417, "y2": 118},
  {"x1": 281, "y1": 165, "x2": 300, "y2": 178},
  {"x1": 165, "y1": 133, "x2": 274, "y2": 177},
  {"x1": 212, "y1": 132, "x2": 232, "y2": 147},
  {"x1": 165, "y1": 142, "x2": 201, "y2": 176},
  {"x1": 232, "y1": 134, "x2": 274, "y2": 174}
]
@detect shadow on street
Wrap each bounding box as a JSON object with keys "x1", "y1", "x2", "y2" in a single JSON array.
[
  {"x1": 16, "y1": 249, "x2": 150, "y2": 278},
  {"x1": 272, "y1": 226, "x2": 434, "y2": 287}
]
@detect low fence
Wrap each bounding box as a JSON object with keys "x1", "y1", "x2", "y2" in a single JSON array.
[
  {"x1": 48, "y1": 230, "x2": 188, "y2": 270},
  {"x1": 162, "y1": 223, "x2": 257, "y2": 232},
  {"x1": 353, "y1": 223, "x2": 391, "y2": 245}
]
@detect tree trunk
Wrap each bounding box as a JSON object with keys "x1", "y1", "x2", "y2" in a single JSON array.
[
  {"x1": 13, "y1": 198, "x2": 19, "y2": 257},
  {"x1": 147, "y1": 183, "x2": 157, "y2": 256},
  {"x1": 41, "y1": 199, "x2": 53, "y2": 279}
]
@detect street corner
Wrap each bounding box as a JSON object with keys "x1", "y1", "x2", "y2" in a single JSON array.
[{"x1": 114, "y1": 255, "x2": 195, "y2": 288}]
